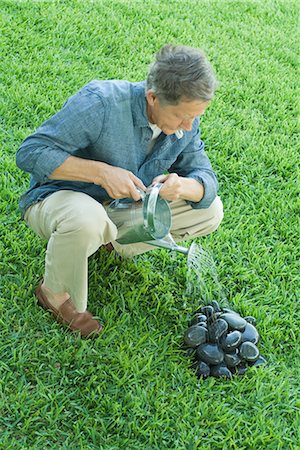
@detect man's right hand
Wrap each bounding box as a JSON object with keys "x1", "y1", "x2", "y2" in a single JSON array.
[{"x1": 95, "y1": 163, "x2": 146, "y2": 201}]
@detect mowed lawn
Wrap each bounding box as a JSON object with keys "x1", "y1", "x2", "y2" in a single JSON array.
[{"x1": 0, "y1": 0, "x2": 299, "y2": 449}]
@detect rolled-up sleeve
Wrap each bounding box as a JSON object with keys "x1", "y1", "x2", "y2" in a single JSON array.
[
  {"x1": 16, "y1": 89, "x2": 105, "y2": 183},
  {"x1": 169, "y1": 122, "x2": 219, "y2": 209},
  {"x1": 16, "y1": 142, "x2": 71, "y2": 184}
]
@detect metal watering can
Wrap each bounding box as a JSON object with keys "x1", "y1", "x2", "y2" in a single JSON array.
[{"x1": 107, "y1": 183, "x2": 189, "y2": 255}]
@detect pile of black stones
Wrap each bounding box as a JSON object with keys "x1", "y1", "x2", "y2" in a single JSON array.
[{"x1": 184, "y1": 301, "x2": 267, "y2": 378}]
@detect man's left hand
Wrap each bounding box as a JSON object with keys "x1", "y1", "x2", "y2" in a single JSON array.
[
  {"x1": 152, "y1": 173, "x2": 204, "y2": 203},
  {"x1": 152, "y1": 173, "x2": 182, "y2": 201}
]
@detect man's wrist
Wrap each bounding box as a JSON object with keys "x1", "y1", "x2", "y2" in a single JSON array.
[{"x1": 179, "y1": 177, "x2": 204, "y2": 202}]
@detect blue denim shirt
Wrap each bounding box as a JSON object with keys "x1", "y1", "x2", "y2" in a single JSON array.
[{"x1": 16, "y1": 80, "x2": 218, "y2": 216}]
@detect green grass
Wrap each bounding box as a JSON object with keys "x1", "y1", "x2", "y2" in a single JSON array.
[{"x1": 0, "y1": 0, "x2": 299, "y2": 448}]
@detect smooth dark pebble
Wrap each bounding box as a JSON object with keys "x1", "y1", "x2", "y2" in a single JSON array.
[
  {"x1": 190, "y1": 313, "x2": 207, "y2": 326},
  {"x1": 195, "y1": 361, "x2": 210, "y2": 378},
  {"x1": 210, "y1": 364, "x2": 232, "y2": 378},
  {"x1": 201, "y1": 305, "x2": 215, "y2": 317},
  {"x1": 239, "y1": 342, "x2": 260, "y2": 362},
  {"x1": 208, "y1": 318, "x2": 228, "y2": 342},
  {"x1": 220, "y1": 313, "x2": 247, "y2": 332},
  {"x1": 244, "y1": 316, "x2": 257, "y2": 326},
  {"x1": 224, "y1": 352, "x2": 241, "y2": 368},
  {"x1": 184, "y1": 325, "x2": 207, "y2": 348},
  {"x1": 211, "y1": 300, "x2": 221, "y2": 312},
  {"x1": 250, "y1": 355, "x2": 267, "y2": 367},
  {"x1": 220, "y1": 330, "x2": 242, "y2": 351},
  {"x1": 241, "y1": 322, "x2": 259, "y2": 344},
  {"x1": 197, "y1": 343, "x2": 224, "y2": 365},
  {"x1": 194, "y1": 313, "x2": 207, "y2": 322}
]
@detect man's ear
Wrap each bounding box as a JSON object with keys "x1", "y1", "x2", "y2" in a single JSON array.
[{"x1": 146, "y1": 90, "x2": 157, "y2": 106}]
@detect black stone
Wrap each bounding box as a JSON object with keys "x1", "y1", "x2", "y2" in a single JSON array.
[
  {"x1": 184, "y1": 325, "x2": 207, "y2": 348},
  {"x1": 220, "y1": 330, "x2": 242, "y2": 351},
  {"x1": 211, "y1": 300, "x2": 221, "y2": 312},
  {"x1": 195, "y1": 361, "x2": 210, "y2": 378},
  {"x1": 208, "y1": 318, "x2": 228, "y2": 343},
  {"x1": 244, "y1": 316, "x2": 257, "y2": 326},
  {"x1": 215, "y1": 312, "x2": 223, "y2": 319},
  {"x1": 197, "y1": 343, "x2": 224, "y2": 365},
  {"x1": 210, "y1": 364, "x2": 232, "y2": 378},
  {"x1": 200, "y1": 305, "x2": 215, "y2": 318},
  {"x1": 224, "y1": 351, "x2": 241, "y2": 368},
  {"x1": 196, "y1": 313, "x2": 207, "y2": 322},
  {"x1": 241, "y1": 323, "x2": 259, "y2": 344},
  {"x1": 190, "y1": 313, "x2": 207, "y2": 326},
  {"x1": 220, "y1": 313, "x2": 247, "y2": 332},
  {"x1": 250, "y1": 355, "x2": 267, "y2": 367},
  {"x1": 239, "y1": 342, "x2": 260, "y2": 362}
]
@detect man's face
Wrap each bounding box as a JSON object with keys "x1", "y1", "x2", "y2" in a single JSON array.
[{"x1": 146, "y1": 90, "x2": 210, "y2": 135}]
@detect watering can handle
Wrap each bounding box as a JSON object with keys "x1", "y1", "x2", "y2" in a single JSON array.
[
  {"x1": 146, "y1": 183, "x2": 163, "y2": 232},
  {"x1": 135, "y1": 187, "x2": 146, "y2": 200},
  {"x1": 112, "y1": 187, "x2": 145, "y2": 208}
]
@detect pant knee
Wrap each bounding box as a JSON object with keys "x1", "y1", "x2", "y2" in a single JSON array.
[
  {"x1": 208, "y1": 196, "x2": 224, "y2": 233},
  {"x1": 74, "y1": 215, "x2": 117, "y2": 246},
  {"x1": 58, "y1": 205, "x2": 117, "y2": 249},
  {"x1": 175, "y1": 196, "x2": 224, "y2": 240}
]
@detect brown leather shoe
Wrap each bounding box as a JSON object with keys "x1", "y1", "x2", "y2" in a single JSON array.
[
  {"x1": 103, "y1": 242, "x2": 114, "y2": 252},
  {"x1": 35, "y1": 280, "x2": 103, "y2": 337}
]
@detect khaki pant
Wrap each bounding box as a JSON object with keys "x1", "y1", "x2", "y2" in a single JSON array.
[{"x1": 25, "y1": 190, "x2": 223, "y2": 312}]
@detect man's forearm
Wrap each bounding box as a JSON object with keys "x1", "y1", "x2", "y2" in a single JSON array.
[
  {"x1": 49, "y1": 155, "x2": 107, "y2": 184},
  {"x1": 49, "y1": 155, "x2": 146, "y2": 200},
  {"x1": 179, "y1": 177, "x2": 204, "y2": 202}
]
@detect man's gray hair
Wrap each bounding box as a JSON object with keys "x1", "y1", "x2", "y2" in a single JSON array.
[{"x1": 147, "y1": 44, "x2": 218, "y2": 105}]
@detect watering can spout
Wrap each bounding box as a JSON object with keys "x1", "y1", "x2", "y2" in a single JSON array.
[
  {"x1": 146, "y1": 234, "x2": 190, "y2": 255},
  {"x1": 147, "y1": 240, "x2": 190, "y2": 255}
]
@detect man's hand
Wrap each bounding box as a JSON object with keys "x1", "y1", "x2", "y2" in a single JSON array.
[
  {"x1": 152, "y1": 173, "x2": 182, "y2": 201},
  {"x1": 95, "y1": 164, "x2": 146, "y2": 201},
  {"x1": 152, "y1": 173, "x2": 204, "y2": 203}
]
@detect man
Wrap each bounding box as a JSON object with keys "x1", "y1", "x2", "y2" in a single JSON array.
[{"x1": 16, "y1": 44, "x2": 223, "y2": 337}]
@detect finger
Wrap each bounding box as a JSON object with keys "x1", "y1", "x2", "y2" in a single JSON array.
[
  {"x1": 163, "y1": 173, "x2": 180, "y2": 188},
  {"x1": 130, "y1": 185, "x2": 143, "y2": 201},
  {"x1": 127, "y1": 178, "x2": 144, "y2": 200},
  {"x1": 130, "y1": 173, "x2": 147, "y2": 191},
  {"x1": 159, "y1": 174, "x2": 181, "y2": 199},
  {"x1": 152, "y1": 174, "x2": 169, "y2": 185}
]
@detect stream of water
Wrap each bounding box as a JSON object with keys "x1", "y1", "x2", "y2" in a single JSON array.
[{"x1": 186, "y1": 242, "x2": 228, "y2": 308}]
